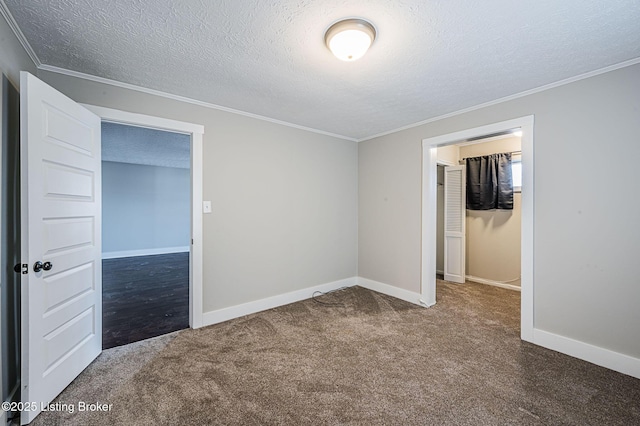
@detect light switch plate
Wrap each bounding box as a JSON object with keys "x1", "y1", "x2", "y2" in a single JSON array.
[{"x1": 203, "y1": 201, "x2": 212, "y2": 214}]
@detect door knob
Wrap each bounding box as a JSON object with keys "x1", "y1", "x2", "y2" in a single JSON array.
[{"x1": 33, "y1": 261, "x2": 53, "y2": 272}]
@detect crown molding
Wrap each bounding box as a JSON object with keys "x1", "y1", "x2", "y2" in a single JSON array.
[
  {"x1": 37, "y1": 64, "x2": 357, "y2": 142},
  {"x1": 38, "y1": 55, "x2": 640, "y2": 144},
  {"x1": 4, "y1": 0, "x2": 638, "y2": 144},
  {"x1": 0, "y1": 0, "x2": 41, "y2": 67},
  {"x1": 2, "y1": 0, "x2": 351, "y2": 142},
  {"x1": 357, "y1": 56, "x2": 640, "y2": 142}
]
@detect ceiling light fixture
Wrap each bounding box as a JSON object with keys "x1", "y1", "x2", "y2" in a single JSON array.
[{"x1": 325, "y1": 18, "x2": 376, "y2": 61}]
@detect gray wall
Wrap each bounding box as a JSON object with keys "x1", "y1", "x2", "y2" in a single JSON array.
[
  {"x1": 35, "y1": 70, "x2": 359, "y2": 313},
  {"x1": 102, "y1": 161, "x2": 191, "y2": 255},
  {"x1": 465, "y1": 193, "x2": 522, "y2": 285},
  {"x1": 359, "y1": 63, "x2": 640, "y2": 359}
]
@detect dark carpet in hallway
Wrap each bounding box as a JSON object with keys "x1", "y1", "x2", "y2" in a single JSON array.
[
  {"x1": 33, "y1": 281, "x2": 639, "y2": 425},
  {"x1": 102, "y1": 252, "x2": 189, "y2": 349}
]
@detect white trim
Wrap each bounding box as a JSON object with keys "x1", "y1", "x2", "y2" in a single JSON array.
[
  {"x1": 423, "y1": 117, "x2": 531, "y2": 147},
  {"x1": 533, "y1": 329, "x2": 640, "y2": 380},
  {"x1": 83, "y1": 105, "x2": 205, "y2": 329},
  {"x1": 1, "y1": 0, "x2": 638, "y2": 144},
  {"x1": 465, "y1": 275, "x2": 521, "y2": 292},
  {"x1": 46, "y1": 55, "x2": 640, "y2": 145},
  {"x1": 421, "y1": 144, "x2": 439, "y2": 307},
  {"x1": 0, "y1": 1, "x2": 41, "y2": 68},
  {"x1": 81, "y1": 104, "x2": 203, "y2": 135},
  {"x1": 519, "y1": 118, "x2": 534, "y2": 342},
  {"x1": 202, "y1": 277, "x2": 358, "y2": 327},
  {"x1": 42, "y1": 65, "x2": 357, "y2": 142},
  {"x1": 190, "y1": 131, "x2": 204, "y2": 329},
  {"x1": 359, "y1": 57, "x2": 640, "y2": 142},
  {"x1": 421, "y1": 116, "x2": 535, "y2": 341},
  {"x1": 102, "y1": 246, "x2": 190, "y2": 259},
  {"x1": 357, "y1": 277, "x2": 426, "y2": 307},
  {"x1": 40, "y1": 58, "x2": 640, "y2": 144},
  {"x1": 201, "y1": 276, "x2": 430, "y2": 328}
]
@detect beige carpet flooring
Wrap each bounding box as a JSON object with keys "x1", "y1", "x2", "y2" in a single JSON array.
[{"x1": 29, "y1": 281, "x2": 640, "y2": 425}]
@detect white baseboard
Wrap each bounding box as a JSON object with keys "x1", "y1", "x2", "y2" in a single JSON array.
[
  {"x1": 201, "y1": 277, "x2": 357, "y2": 327},
  {"x1": 102, "y1": 246, "x2": 190, "y2": 259},
  {"x1": 466, "y1": 275, "x2": 521, "y2": 291},
  {"x1": 533, "y1": 328, "x2": 640, "y2": 379},
  {"x1": 357, "y1": 277, "x2": 425, "y2": 306},
  {"x1": 198, "y1": 275, "x2": 639, "y2": 380},
  {"x1": 436, "y1": 269, "x2": 444, "y2": 276}
]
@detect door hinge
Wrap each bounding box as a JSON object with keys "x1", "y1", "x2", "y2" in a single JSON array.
[{"x1": 14, "y1": 263, "x2": 28, "y2": 274}]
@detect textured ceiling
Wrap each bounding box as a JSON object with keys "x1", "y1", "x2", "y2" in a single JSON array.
[
  {"x1": 5, "y1": 0, "x2": 640, "y2": 140},
  {"x1": 102, "y1": 122, "x2": 190, "y2": 169}
]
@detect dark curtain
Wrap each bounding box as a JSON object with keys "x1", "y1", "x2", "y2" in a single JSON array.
[{"x1": 466, "y1": 153, "x2": 513, "y2": 210}]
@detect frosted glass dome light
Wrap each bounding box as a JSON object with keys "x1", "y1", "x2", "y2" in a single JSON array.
[{"x1": 325, "y1": 19, "x2": 376, "y2": 61}]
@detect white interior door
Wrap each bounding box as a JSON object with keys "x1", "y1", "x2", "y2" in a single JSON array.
[
  {"x1": 444, "y1": 165, "x2": 466, "y2": 283},
  {"x1": 20, "y1": 72, "x2": 102, "y2": 424}
]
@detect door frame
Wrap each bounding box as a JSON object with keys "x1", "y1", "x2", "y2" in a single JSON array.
[
  {"x1": 421, "y1": 116, "x2": 534, "y2": 342},
  {"x1": 82, "y1": 105, "x2": 205, "y2": 329}
]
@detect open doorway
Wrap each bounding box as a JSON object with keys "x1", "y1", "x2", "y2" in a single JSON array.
[
  {"x1": 101, "y1": 122, "x2": 191, "y2": 348},
  {"x1": 436, "y1": 134, "x2": 522, "y2": 292},
  {"x1": 421, "y1": 116, "x2": 534, "y2": 342},
  {"x1": 82, "y1": 104, "x2": 205, "y2": 332}
]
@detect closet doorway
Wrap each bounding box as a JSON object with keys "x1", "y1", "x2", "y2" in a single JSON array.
[
  {"x1": 421, "y1": 116, "x2": 534, "y2": 342},
  {"x1": 435, "y1": 134, "x2": 522, "y2": 291}
]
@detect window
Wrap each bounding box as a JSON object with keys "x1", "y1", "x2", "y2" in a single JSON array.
[{"x1": 511, "y1": 157, "x2": 522, "y2": 192}]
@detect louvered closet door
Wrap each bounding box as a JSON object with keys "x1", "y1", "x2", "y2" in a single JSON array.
[{"x1": 444, "y1": 166, "x2": 466, "y2": 283}]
